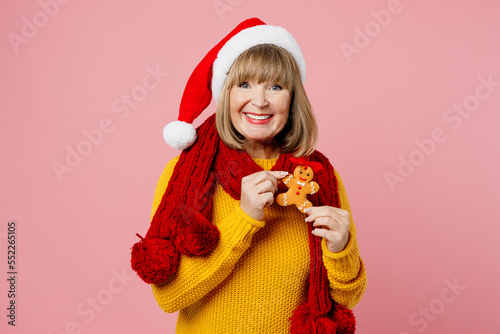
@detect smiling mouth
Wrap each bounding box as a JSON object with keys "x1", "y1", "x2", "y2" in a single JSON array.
[
  {"x1": 300, "y1": 177, "x2": 306, "y2": 181},
  {"x1": 244, "y1": 113, "x2": 273, "y2": 120}
]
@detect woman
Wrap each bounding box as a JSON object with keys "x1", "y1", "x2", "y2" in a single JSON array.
[{"x1": 131, "y1": 18, "x2": 367, "y2": 334}]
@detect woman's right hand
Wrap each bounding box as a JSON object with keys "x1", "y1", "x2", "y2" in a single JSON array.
[{"x1": 240, "y1": 171, "x2": 288, "y2": 221}]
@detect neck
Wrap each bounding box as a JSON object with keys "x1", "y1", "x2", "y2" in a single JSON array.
[{"x1": 244, "y1": 139, "x2": 280, "y2": 159}]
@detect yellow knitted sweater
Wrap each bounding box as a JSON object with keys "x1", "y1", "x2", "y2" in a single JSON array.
[{"x1": 150, "y1": 156, "x2": 367, "y2": 333}]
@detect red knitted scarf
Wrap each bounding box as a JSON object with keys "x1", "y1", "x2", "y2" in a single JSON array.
[{"x1": 131, "y1": 114, "x2": 355, "y2": 333}]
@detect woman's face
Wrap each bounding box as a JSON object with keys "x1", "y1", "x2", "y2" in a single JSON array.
[{"x1": 229, "y1": 79, "x2": 291, "y2": 145}]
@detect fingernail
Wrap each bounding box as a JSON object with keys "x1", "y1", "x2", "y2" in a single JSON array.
[{"x1": 280, "y1": 171, "x2": 288, "y2": 176}]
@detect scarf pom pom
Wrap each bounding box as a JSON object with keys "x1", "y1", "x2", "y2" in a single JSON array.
[
  {"x1": 289, "y1": 302, "x2": 337, "y2": 334},
  {"x1": 331, "y1": 304, "x2": 356, "y2": 334},
  {"x1": 174, "y1": 209, "x2": 220, "y2": 257},
  {"x1": 131, "y1": 237, "x2": 180, "y2": 285}
]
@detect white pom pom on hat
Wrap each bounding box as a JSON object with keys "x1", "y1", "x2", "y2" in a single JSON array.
[
  {"x1": 163, "y1": 17, "x2": 306, "y2": 150},
  {"x1": 163, "y1": 121, "x2": 197, "y2": 150}
]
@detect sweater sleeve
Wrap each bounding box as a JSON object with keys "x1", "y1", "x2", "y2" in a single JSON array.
[
  {"x1": 149, "y1": 156, "x2": 265, "y2": 313},
  {"x1": 321, "y1": 170, "x2": 367, "y2": 309}
]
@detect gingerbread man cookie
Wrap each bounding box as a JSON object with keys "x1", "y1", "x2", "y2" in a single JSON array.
[{"x1": 276, "y1": 159, "x2": 324, "y2": 213}]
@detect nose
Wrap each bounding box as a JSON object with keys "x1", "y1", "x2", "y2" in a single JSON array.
[{"x1": 251, "y1": 86, "x2": 269, "y2": 108}]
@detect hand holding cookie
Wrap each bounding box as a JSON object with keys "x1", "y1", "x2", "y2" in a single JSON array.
[
  {"x1": 240, "y1": 170, "x2": 289, "y2": 221},
  {"x1": 306, "y1": 206, "x2": 350, "y2": 253}
]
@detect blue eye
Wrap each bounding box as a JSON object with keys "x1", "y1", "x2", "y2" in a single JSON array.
[
  {"x1": 239, "y1": 82, "x2": 249, "y2": 88},
  {"x1": 271, "y1": 84, "x2": 282, "y2": 91}
]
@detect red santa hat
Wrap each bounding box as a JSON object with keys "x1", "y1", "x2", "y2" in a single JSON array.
[{"x1": 162, "y1": 17, "x2": 306, "y2": 150}]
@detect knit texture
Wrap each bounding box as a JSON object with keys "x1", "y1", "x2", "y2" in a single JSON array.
[{"x1": 150, "y1": 157, "x2": 367, "y2": 333}]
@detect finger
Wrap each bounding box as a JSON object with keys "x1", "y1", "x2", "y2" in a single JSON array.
[
  {"x1": 268, "y1": 171, "x2": 289, "y2": 180},
  {"x1": 312, "y1": 217, "x2": 338, "y2": 231},
  {"x1": 255, "y1": 179, "x2": 276, "y2": 194},
  {"x1": 259, "y1": 192, "x2": 275, "y2": 209},
  {"x1": 330, "y1": 207, "x2": 350, "y2": 219},
  {"x1": 253, "y1": 172, "x2": 279, "y2": 192},
  {"x1": 305, "y1": 206, "x2": 349, "y2": 223},
  {"x1": 247, "y1": 171, "x2": 279, "y2": 191},
  {"x1": 311, "y1": 227, "x2": 334, "y2": 240},
  {"x1": 304, "y1": 206, "x2": 333, "y2": 222},
  {"x1": 263, "y1": 171, "x2": 278, "y2": 190},
  {"x1": 312, "y1": 215, "x2": 350, "y2": 240},
  {"x1": 245, "y1": 171, "x2": 269, "y2": 184}
]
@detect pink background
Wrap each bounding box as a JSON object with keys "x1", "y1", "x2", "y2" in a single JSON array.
[{"x1": 1, "y1": 0, "x2": 499, "y2": 333}]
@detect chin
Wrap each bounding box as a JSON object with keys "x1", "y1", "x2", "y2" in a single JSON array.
[{"x1": 245, "y1": 135, "x2": 276, "y2": 145}]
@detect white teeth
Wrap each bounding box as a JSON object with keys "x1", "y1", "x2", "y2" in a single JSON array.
[{"x1": 245, "y1": 113, "x2": 272, "y2": 120}]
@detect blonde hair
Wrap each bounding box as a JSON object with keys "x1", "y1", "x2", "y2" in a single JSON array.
[{"x1": 215, "y1": 44, "x2": 318, "y2": 157}]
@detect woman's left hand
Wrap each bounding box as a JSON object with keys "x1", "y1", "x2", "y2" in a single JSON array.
[{"x1": 305, "y1": 206, "x2": 350, "y2": 253}]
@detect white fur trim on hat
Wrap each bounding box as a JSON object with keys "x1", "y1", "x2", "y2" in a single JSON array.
[
  {"x1": 211, "y1": 25, "x2": 306, "y2": 102},
  {"x1": 163, "y1": 121, "x2": 197, "y2": 150}
]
